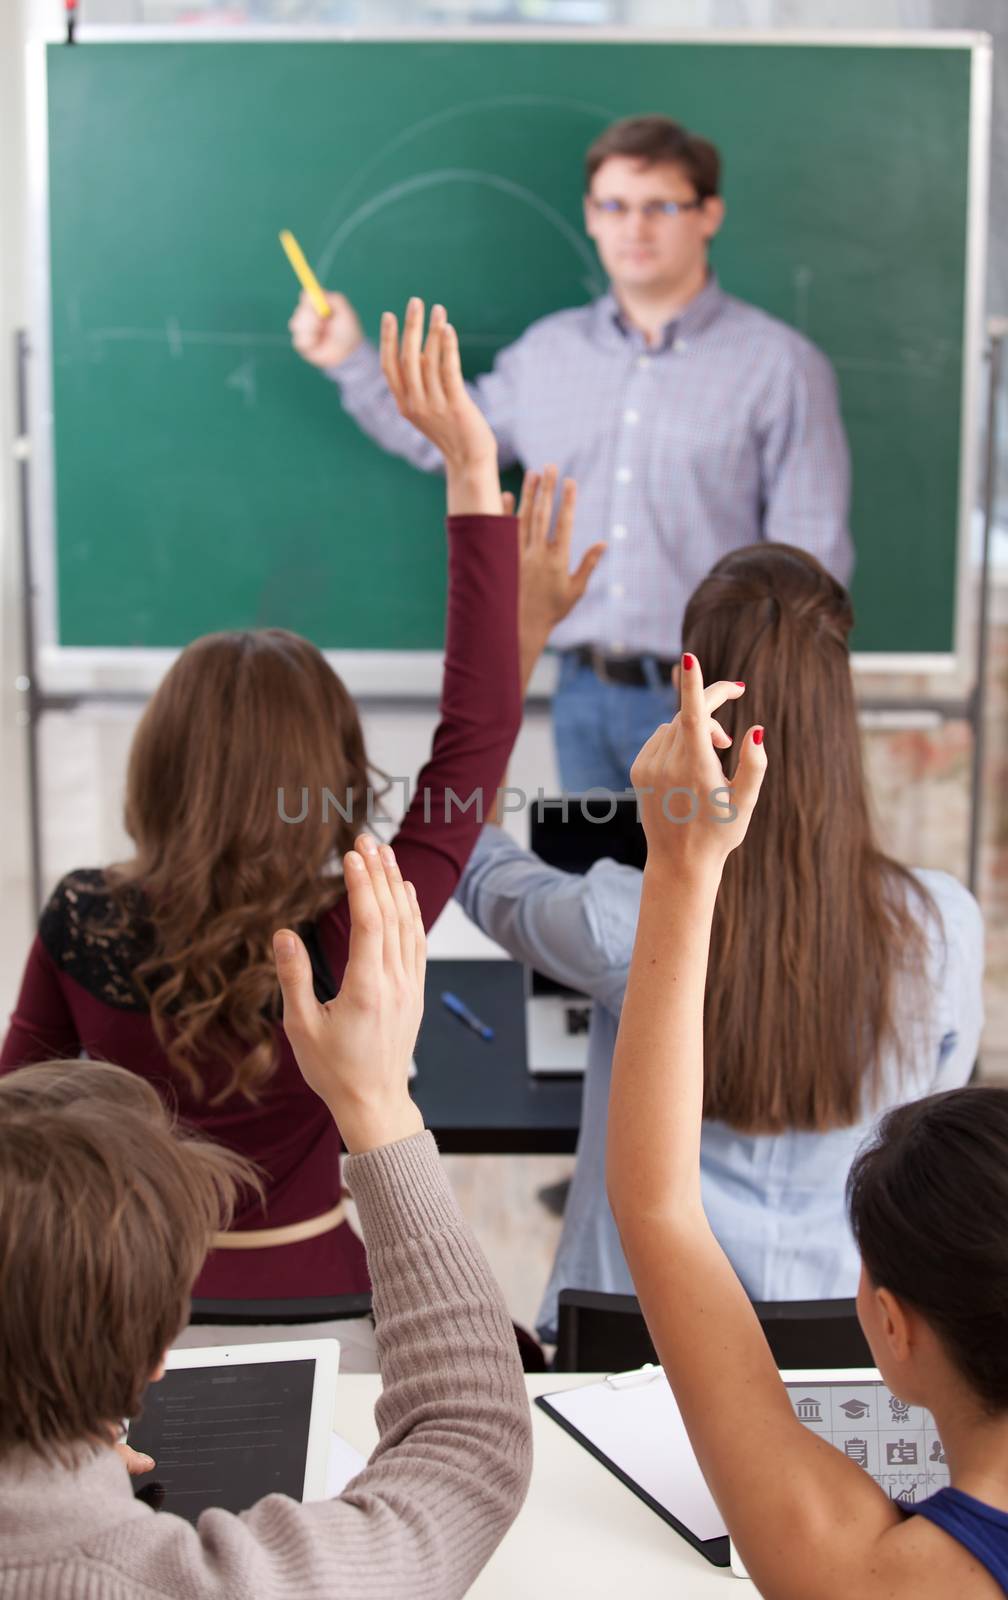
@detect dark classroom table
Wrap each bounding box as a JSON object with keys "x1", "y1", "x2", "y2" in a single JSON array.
[{"x1": 411, "y1": 959, "x2": 583, "y2": 1154}]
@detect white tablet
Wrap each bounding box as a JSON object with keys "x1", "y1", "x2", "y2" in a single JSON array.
[
  {"x1": 729, "y1": 1367, "x2": 950, "y2": 1578},
  {"x1": 126, "y1": 1339, "x2": 340, "y2": 1525}
]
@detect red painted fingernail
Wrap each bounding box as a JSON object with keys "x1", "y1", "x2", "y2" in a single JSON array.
[
  {"x1": 735, "y1": 681, "x2": 745, "y2": 688},
  {"x1": 752, "y1": 727, "x2": 764, "y2": 746},
  {"x1": 682, "y1": 654, "x2": 694, "y2": 671}
]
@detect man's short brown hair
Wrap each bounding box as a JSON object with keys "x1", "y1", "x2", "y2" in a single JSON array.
[
  {"x1": 585, "y1": 115, "x2": 721, "y2": 200},
  {"x1": 0, "y1": 1060, "x2": 254, "y2": 1462}
]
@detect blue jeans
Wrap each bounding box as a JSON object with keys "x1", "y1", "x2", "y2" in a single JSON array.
[{"x1": 552, "y1": 653, "x2": 677, "y2": 794}]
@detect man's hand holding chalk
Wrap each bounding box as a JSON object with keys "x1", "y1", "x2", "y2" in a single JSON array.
[
  {"x1": 279, "y1": 230, "x2": 331, "y2": 317},
  {"x1": 284, "y1": 230, "x2": 365, "y2": 370}
]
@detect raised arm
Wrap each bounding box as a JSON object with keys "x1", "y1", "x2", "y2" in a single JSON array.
[
  {"x1": 512, "y1": 465, "x2": 606, "y2": 694},
  {"x1": 479, "y1": 463, "x2": 606, "y2": 836},
  {"x1": 319, "y1": 300, "x2": 521, "y2": 976},
  {"x1": 455, "y1": 825, "x2": 633, "y2": 1012},
  {"x1": 376, "y1": 299, "x2": 502, "y2": 516},
  {"x1": 289, "y1": 287, "x2": 521, "y2": 472},
  {"x1": 258, "y1": 841, "x2": 531, "y2": 1599},
  {"x1": 606, "y1": 659, "x2": 910, "y2": 1600}
]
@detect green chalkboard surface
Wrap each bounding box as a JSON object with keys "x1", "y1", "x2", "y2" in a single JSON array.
[{"x1": 46, "y1": 40, "x2": 976, "y2": 657}]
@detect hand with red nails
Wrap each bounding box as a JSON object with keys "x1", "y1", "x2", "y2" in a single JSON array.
[
  {"x1": 609, "y1": 661, "x2": 795, "y2": 1600},
  {"x1": 629, "y1": 651, "x2": 766, "y2": 874},
  {"x1": 273, "y1": 835, "x2": 426, "y2": 1154}
]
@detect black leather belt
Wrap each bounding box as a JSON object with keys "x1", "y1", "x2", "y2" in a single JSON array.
[{"x1": 568, "y1": 645, "x2": 678, "y2": 688}]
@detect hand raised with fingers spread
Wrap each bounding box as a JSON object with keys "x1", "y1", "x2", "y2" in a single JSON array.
[
  {"x1": 515, "y1": 467, "x2": 607, "y2": 678},
  {"x1": 273, "y1": 835, "x2": 426, "y2": 1154},
  {"x1": 630, "y1": 655, "x2": 767, "y2": 875},
  {"x1": 379, "y1": 299, "x2": 497, "y2": 475}
]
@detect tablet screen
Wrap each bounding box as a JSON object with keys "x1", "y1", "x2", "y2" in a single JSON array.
[
  {"x1": 785, "y1": 1380, "x2": 950, "y2": 1507},
  {"x1": 127, "y1": 1358, "x2": 316, "y2": 1524}
]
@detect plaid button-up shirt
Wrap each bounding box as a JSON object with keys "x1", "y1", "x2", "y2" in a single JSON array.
[{"x1": 331, "y1": 275, "x2": 853, "y2": 657}]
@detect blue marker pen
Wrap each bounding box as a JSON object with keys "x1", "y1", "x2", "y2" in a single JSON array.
[{"x1": 441, "y1": 990, "x2": 494, "y2": 1042}]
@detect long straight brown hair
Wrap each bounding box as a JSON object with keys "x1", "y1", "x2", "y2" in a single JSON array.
[
  {"x1": 106, "y1": 630, "x2": 380, "y2": 1102},
  {"x1": 683, "y1": 544, "x2": 937, "y2": 1133}
]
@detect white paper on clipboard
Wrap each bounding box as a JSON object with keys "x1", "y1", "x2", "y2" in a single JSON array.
[{"x1": 543, "y1": 1372, "x2": 727, "y2": 1543}]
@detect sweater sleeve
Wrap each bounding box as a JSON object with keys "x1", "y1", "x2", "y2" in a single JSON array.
[
  {"x1": 318, "y1": 513, "x2": 521, "y2": 980},
  {"x1": 91, "y1": 1132, "x2": 532, "y2": 1600},
  {"x1": 0, "y1": 935, "x2": 81, "y2": 1068}
]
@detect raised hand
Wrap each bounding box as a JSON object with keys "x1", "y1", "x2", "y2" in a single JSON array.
[
  {"x1": 273, "y1": 836, "x2": 426, "y2": 1154},
  {"x1": 630, "y1": 654, "x2": 766, "y2": 875},
  {"x1": 288, "y1": 288, "x2": 365, "y2": 369},
  {"x1": 379, "y1": 299, "x2": 499, "y2": 499},
  {"x1": 509, "y1": 467, "x2": 606, "y2": 682}
]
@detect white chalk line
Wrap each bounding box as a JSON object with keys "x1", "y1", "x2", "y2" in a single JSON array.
[
  {"x1": 318, "y1": 168, "x2": 604, "y2": 292},
  {"x1": 81, "y1": 324, "x2": 517, "y2": 356},
  {"x1": 315, "y1": 91, "x2": 617, "y2": 264},
  {"x1": 85, "y1": 328, "x2": 291, "y2": 349}
]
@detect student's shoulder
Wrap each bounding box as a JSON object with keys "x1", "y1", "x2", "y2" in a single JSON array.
[
  {"x1": 38, "y1": 868, "x2": 153, "y2": 1006},
  {"x1": 864, "y1": 1497, "x2": 1007, "y2": 1600},
  {"x1": 903, "y1": 867, "x2": 982, "y2": 949},
  {"x1": 84, "y1": 1498, "x2": 258, "y2": 1596},
  {"x1": 38, "y1": 868, "x2": 116, "y2": 955}
]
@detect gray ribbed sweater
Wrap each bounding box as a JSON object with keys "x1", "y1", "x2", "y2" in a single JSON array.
[{"x1": 0, "y1": 1132, "x2": 533, "y2": 1599}]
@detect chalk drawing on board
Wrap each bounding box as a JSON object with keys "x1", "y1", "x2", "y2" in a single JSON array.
[
  {"x1": 319, "y1": 168, "x2": 605, "y2": 296},
  {"x1": 81, "y1": 321, "x2": 506, "y2": 359},
  {"x1": 833, "y1": 353, "x2": 940, "y2": 379},
  {"x1": 315, "y1": 92, "x2": 618, "y2": 270},
  {"x1": 225, "y1": 358, "x2": 257, "y2": 408},
  {"x1": 84, "y1": 328, "x2": 289, "y2": 357}
]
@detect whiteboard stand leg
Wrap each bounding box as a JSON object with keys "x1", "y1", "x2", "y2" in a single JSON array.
[
  {"x1": 14, "y1": 327, "x2": 44, "y2": 918},
  {"x1": 967, "y1": 317, "x2": 1007, "y2": 900}
]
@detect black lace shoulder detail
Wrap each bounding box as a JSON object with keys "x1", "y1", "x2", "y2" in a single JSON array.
[{"x1": 39, "y1": 870, "x2": 158, "y2": 1012}]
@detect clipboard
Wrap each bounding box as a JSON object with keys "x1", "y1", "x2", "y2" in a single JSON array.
[{"x1": 536, "y1": 1368, "x2": 729, "y2": 1568}]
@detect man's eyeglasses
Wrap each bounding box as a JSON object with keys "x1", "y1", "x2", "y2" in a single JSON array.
[{"x1": 590, "y1": 198, "x2": 705, "y2": 220}]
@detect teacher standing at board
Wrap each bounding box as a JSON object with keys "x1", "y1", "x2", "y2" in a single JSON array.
[{"x1": 291, "y1": 115, "x2": 853, "y2": 792}]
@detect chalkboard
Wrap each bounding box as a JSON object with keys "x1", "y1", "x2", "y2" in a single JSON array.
[{"x1": 45, "y1": 38, "x2": 982, "y2": 663}]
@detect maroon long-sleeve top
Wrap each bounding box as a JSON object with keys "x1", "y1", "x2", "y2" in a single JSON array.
[{"x1": 1, "y1": 513, "x2": 520, "y2": 1299}]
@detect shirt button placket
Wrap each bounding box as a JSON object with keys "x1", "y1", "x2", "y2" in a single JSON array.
[{"x1": 609, "y1": 353, "x2": 648, "y2": 650}]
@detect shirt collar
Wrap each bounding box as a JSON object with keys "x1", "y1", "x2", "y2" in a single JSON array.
[{"x1": 593, "y1": 271, "x2": 726, "y2": 350}]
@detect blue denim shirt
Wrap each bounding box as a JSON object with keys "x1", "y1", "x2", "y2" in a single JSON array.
[{"x1": 455, "y1": 826, "x2": 984, "y2": 1342}]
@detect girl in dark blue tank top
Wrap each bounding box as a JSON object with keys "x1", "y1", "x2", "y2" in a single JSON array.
[{"x1": 602, "y1": 652, "x2": 1008, "y2": 1600}]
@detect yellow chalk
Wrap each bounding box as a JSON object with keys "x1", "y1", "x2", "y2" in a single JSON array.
[{"x1": 279, "y1": 230, "x2": 331, "y2": 319}]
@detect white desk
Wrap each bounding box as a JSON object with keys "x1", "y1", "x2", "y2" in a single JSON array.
[{"x1": 333, "y1": 1373, "x2": 750, "y2": 1598}]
